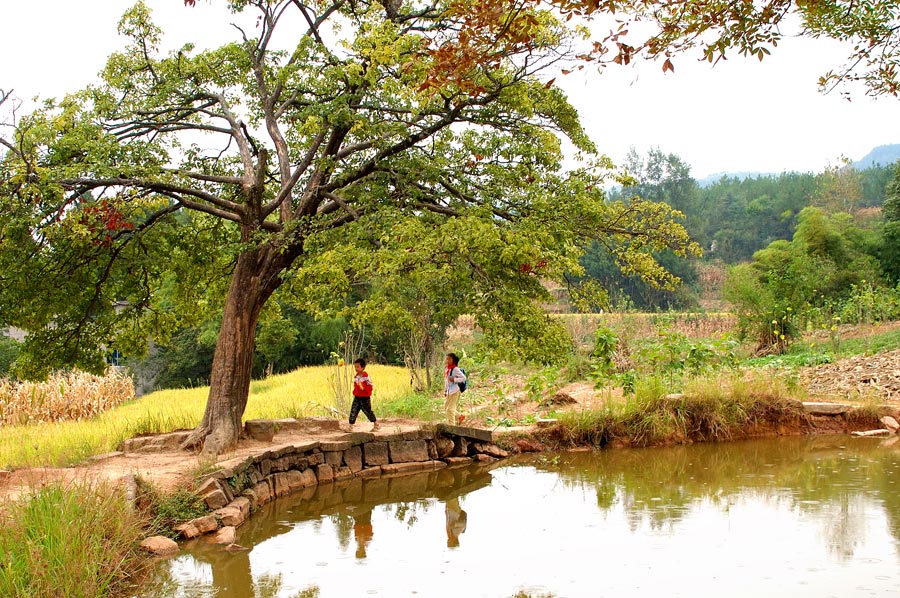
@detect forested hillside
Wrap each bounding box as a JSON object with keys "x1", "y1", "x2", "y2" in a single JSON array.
[{"x1": 583, "y1": 148, "x2": 898, "y2": 311}]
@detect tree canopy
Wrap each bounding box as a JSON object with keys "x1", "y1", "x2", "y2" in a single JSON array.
[{"x1": 0, "y1": 0, "x2": 696, "y2": 453}]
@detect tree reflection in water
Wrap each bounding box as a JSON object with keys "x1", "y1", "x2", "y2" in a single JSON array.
[{"x1": 526, "y1": 435, "x2": 900, "y2": 559}]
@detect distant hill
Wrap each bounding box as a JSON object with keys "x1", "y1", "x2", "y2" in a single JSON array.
[
  {"x1": 694, "y1": 144, "x2": 900, "y2": 187},
  {"x1": 697, "y1": 171, "x2": 769, "y2": 187},
  {"x1": 853, "y1": 144, "x2": 900, "y2": 170}
]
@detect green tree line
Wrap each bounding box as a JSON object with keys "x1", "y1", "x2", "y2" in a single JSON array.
[{"x1": 582, "y1": 148, "x2": 898, "y2": 312}]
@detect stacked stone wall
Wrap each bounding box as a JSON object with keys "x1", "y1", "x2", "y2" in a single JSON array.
[{"x1": 167, "y1": 423, "x2": 507, "y2": 541}]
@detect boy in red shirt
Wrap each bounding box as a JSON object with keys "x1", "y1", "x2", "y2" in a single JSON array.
[{"x1": 348, "y1": 358, "x2": 379, "y2": 431}]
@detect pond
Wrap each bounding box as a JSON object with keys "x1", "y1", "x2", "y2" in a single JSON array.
[{"x1": 144, "y1": 435, "x2": 900, "y2": 597}]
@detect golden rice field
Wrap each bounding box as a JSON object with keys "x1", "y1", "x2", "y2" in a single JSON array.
[{"x1": 0, "y1": 364, "x2": 411, "y2": 470}]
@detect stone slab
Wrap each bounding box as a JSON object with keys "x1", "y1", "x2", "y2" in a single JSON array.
[
  {"x1": 140, "y1": 536, "x2": 179, "y2": 556},
  {"x1": 381, "y1": 461, "x2": 431, "y2": 475},
  {"x1": 273, "y1": 418, "x2": 304, "y2": 433},
  {"x1": 244, "y1": 419, "x2": 275, "y2": 442},
  {"x1": 320, "y1": 440, "x2": 353, "y2": 452},
  {"x1": 802, "y1": 402, "x2": 852, "y2": 415},
  {"x1": 388, "y1": 439, "x2": 430, "y2": 463},
  {"x1": 852, "y1": 429, "x2": 893, "y2": 437},
  {"x1": 364, "y1": 442, "x2": 389, "y2": 466},
  {"x1": 378, "y1": 430, "x2": 426, "y2": 442},
  {"x1": 356, "y1": 467, "x2": 383, "y2": 479},
  {"x1": 880, "y1": 416, "x2": 900, "y2": 433},
  {"x1": 344, "y1": 446, "x2": 363, "y2": 473},
  {"x1": 436, "y1": 424, "x2": 493, "y2": 443}
]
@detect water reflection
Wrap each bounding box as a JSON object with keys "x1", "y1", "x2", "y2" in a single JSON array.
[
  {"x1": 352, "y1": 507, "x2": 373, "y2": 558},
  {"x1": 145, "y1": 436, "x2": 900, "y2": 597},
  {"x1": 445, "y1": 497, "x2": 468, "y2": 548},
  {"x1": 537, "y1": 435, "x2": 900, "y2": 562}
]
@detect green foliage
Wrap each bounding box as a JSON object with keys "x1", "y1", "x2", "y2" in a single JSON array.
[
  {"x1": 631, "y1": 318, "x2": 737, "y2": 382},
  {"x1": 878, "y1": 161, "x2": 900, "y2": 283},
  {"x1": 839, "y1": 281, "x2": 900, "y2": 325},
  {"x1": 590, "y1": 326, "x2": 618, "y2": 375},
  {"x1": 724, "y1": 206, "x2": 887, "y2": 354},
  {"x1": 0, "y1": 336, "x2": 20, "y2": 378},
  {"x1": 256, "y1": 313, "x2": 299, "y2": 374},
  {"x1": 524, "y1": 366, "x2": 562, "y2": 403}
]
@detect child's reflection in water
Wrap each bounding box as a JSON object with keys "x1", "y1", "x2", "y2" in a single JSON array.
[
  {"x1": 445, "y1": 497, "x2": 467, "y2": 548},
  {"x1": 353, "y1": 507, "x2": 374, "y2": 559}
]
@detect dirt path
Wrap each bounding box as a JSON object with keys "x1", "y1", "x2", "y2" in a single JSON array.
[{"x1": 0, "y1": 418, "x2": 424, "y2": 502}]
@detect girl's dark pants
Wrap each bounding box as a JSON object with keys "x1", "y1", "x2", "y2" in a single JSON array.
[{"x1": 349, "y1": 395, "x2": 377, "y2": 424}]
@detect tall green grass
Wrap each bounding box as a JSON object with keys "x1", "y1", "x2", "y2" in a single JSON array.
[
  {"x1": 0, "y1": 364, "x2": 410, "y2": 469},
  {"x1": 0, "y1": 483, "x2": 145, "y2": 598},
  {"x1": 378, "y1": 391, "x2": 442, "y2": 421},
  {"x1": 545, "y1": 372, "x2": 806, "y2": 448}
]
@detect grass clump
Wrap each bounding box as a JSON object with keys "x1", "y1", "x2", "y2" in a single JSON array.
[
  {"x1": 132, "y1": 477, "x2": 208, "y2": 538},
  {"x1": 378, "y1": 391, "x2": 442, "y2": 421},
  {"x1": 0, "y1": 483, "x2": 145, "y2": 598},
  {"x1": 547, "y1": 371, "x2": 806, "y2": 449}
]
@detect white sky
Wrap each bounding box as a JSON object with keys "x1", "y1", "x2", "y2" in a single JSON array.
[{"x1": 2, "y1": 0, "x2": 899, "y2": 179}]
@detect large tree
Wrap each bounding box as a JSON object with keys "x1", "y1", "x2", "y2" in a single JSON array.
[{"x1": 0, "y1": 0, "x2": 696, "y2": 454}]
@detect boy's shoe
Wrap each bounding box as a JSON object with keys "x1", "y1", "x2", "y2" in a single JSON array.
[
  {"x1": 457, "y1": 415, "x2": 466, "y2": 425},
  {"x1": 340, "y1": 423, "x2": 353, "y2": 433},
  {"x1": 372, "y1": 422, "x2": 380, "y2": 432}
]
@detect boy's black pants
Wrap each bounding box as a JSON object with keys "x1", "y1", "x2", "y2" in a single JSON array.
[{"x1": 349, "y1": 395, "x2": 376, "y2": 424}]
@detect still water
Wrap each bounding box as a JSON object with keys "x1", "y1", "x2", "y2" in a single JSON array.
[{"x1": 147, "y1": 435, "x2": 900, "y2": 597}]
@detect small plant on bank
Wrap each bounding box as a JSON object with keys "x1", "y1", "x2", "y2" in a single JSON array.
[
  {"x1": 133, "y1": 476, "x2": 207, "y2": 538},
  {"x1": 525, "y1": 366, "x2": 561, "y2": 404}
]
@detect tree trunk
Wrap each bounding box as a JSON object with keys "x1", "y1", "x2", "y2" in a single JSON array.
[{"x1": 182, "y1": 244, "x2": 290, "y2": 455}]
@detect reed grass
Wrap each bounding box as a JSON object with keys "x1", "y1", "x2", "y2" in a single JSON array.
[
  {"x1": 0, "y1": 364, "x2": 410, "y2": 469},
  {"x1": 0, "y1": 482, "x2": 145, "y2": 598}
]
